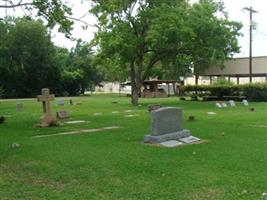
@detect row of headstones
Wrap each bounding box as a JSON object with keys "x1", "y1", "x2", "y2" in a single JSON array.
[{"x1": 216, "y1": 99, "x2": 249, "y2": 108}]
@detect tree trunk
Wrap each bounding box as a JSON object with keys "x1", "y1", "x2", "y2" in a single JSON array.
[{"x1": 130, "y1": 62, "x2": 141, "y2": 106}]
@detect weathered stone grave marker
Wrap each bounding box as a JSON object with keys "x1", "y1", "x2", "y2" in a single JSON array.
[
  {"x1": 216, "y1": 103, "x2": 222, "y2": 108},
  {"x1": 242, "y1": 99, "x2": 249, "y2": 106},
  {"x1": 56, "y1": 99, "x2": 64, "y2": 106},
  {"x1": 37, "y1": 88, "x2": 57, "y2": 127},
  {"x1": 228, "y1": 100, "x2": 236, "y2": 107},
  {"x1": 16, "y1": 103, "x2": 24, "y2": 111},
  {"x1": 148, "y1": 104, "x2": 161, "y2": 112},
  {"x1": 56, "y1": 110, "x2": 69, "y2": 119},
  {"x1": 144, "y1": 107, "x2": 200, "y2": 146},
  {"x1": 222, "y1": 103, "x2": 228, "y2": 108}
]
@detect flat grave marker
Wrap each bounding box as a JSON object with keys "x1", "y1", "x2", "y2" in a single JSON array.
[
  {"x1": 56, "y1": 110, "x2": 69, "y2": 119},
  {"x1": 65, "y1": 120, "x2": 86, "y2": 124},
  {"x1": 160, "y1": 140, "x2": 183, "y2": 147}
]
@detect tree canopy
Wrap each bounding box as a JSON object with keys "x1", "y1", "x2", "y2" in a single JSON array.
[
  {"x1": 0, "y1": 18, "x2": 102, "y2": 98},
  {"x1": 0, "y1": 0, "x2": 77, "y2": 36},
  {"x1": 91, "y1": 0, "x2": 242, "y2": 105}
]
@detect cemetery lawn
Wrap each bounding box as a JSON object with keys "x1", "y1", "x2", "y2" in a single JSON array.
[{"x1": 0, "y1": 94, "x2": 267, "y2": 200}]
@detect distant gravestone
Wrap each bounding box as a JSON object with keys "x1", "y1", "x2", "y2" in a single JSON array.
[
  {"x1": 69, "y1": 99, "x2": 73, "y2": 105},
  {"x1": 37, "y1": 88, "x2": 57, "y2": 127},
  {"x1": 56, "y1": 110, "x2": 69, "y2": 119},
  {"x1": 242, "y1": 99, "x2": 249, "y2": 106},
  {"x1": 216, "y1": 103, "x2": 222, "y2": 108},
  {"x1": 16, "y1": 103, "x2": 24, "y2": 111},
  {"x1": 56, "y1": 99, "x2": 64, "y2": 106},
  {"x1": 147, "y1": 104, "x2": 161, "y2": 112},
  {"x1": 229, "y1": 100, "x2": 236, "y2": 107},
  {"x1": 222, "y1": 103, "x2": 228, "y2": 108},
  {"x1": 144, "y1": 107, "x2": 191, "y2": 143}
]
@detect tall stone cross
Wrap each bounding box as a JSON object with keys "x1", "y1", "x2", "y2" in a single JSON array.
[{"x1": 37, "y1": 88, "x2": 56, "y2": 127}]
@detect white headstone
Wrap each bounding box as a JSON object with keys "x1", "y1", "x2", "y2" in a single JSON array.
[
  {"x1": 222, "y1": 103, "x2": 228, "y2": 107},
  {"x1": 242, "y1": 99, "x2": 249, "y2": 106},
  {"x1": 56, "y1": 99, "x2": 64, "y2": 106},
  {"x1": 160, "y1": 140, "x2": 183, "y2": 147},
  {"x1": 179, "y1": 136, "x2": 201, "y2": 144},
  {"x1": 207, "y1": 112, "x2": 217, "y2": 115},
  {"x1": 216, "y1": 103, "x2": 222, "y2": 108},
  {"x1": 228, "y1": 100, "x2": 236, "y2": 107}
]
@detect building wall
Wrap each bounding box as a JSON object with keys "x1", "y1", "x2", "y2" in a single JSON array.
[{"x1": 202, "y1": 56, "x2": 267, "y2": 76}]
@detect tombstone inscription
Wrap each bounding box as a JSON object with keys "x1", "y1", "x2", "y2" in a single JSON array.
[{"x1": 37, "y1": 88, "x2": 57, "y2": 127}]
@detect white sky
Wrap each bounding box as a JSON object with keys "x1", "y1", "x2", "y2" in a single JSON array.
[{"x1": 1, "y1": 0, "x2": 267, "y2": 57}]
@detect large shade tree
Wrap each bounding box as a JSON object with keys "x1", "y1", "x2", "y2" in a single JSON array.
[
  {"x1": 0, "y1": 17, "x2": 62, "y2": 97},
  {"x1": 0, "y1": 0, "x2": 74, "y2": 36},
  {"x1": 91, "y1": 0, "x2": 242, "y2": 105}
]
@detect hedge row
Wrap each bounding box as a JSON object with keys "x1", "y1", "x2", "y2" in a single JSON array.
[{"x1": 181, "y1": 83, "x2": 267, "y2": 101}]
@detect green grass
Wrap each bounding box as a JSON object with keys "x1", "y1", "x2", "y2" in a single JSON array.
[{"x1": 0, "y1": 94, "x2": 267, "y2": 200}]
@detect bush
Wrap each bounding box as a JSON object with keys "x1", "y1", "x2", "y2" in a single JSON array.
[
  {"x1": 242, "y1": 83, "x2": 267, "y2": 102},
  {"x1": 0, "y1": 85, "x2": 4, "y2": 98},
  {"x1": 181, "y1": 83, "x2": 267, "y2": 101}
]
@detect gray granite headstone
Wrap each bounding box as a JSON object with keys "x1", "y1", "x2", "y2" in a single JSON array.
[
  {"x1": 16, "y1": 103, "x2": 24, "y2": 111},
  {"x1": 56, "y1": 99, "x2": 64, "y2": 106},
  {"x1": 144, "y1": 107, "x2": 191, "y2": 143}
]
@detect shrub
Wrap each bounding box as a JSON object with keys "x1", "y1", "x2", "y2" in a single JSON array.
[
  {"x1": 181, "y1": 83, "x2": 267, "y2": 101},
  {"x1": 242, "y1": 83, "x2": 267, "y2": 102},
  {"x1": 0, "y1": 85, "x2": 4, "y2": 98}
]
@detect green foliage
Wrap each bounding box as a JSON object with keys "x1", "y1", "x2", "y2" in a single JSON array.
[
  {"x1": 0, "y1": 0, "x2": 73, "y2": 36},
  {"x1": 92, "y1": 0, "x2": 242, "y2": 105},
  {"x1": 242, "y1": 83, "x2": 267, "y2": 102},
  {"x1": 213, "y1": 77, "x2": 234, "y2": 86},
  {"x1": 0, "y1": 85, "x2": 4, "y2": 98},
  {"x1": 0, "y1": 17, "x2": 62, "y2": 98},
  {"x1": 181, "y1": 83, "x2": 267, "y2": 101},
  {"x1": 0, "y1": 18, "x2": 103, "y2": 98}
]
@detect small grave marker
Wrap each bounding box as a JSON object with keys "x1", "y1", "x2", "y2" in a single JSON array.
[
  {"x1": 148, "y1": 104, "x2": 161, "y2": 112},
  {"x1": 242, "y1": 99, "x2": 249, "y2": 106},
  {"x1": 160, "y1": 140, "x2": 183, "y2": 147},
  {"x1": 94, "y1": 113, "x2": 103, "y2": 116},
  {"x1": 65, "y1": 120, "x2": 86, "y2": 124},
  {"x1": 216, "y1": 103, "x2": 222, "y2": 108},
  {"x1": 69, "y1": 99, "x2": 73, "y2": 105},
  {"x1": 56, "y1": 110, "x2": 69, "y2": 119},
  {"x1": 228, "y1": 100, "x2": 236, "y2": 107},
  {"x1": 56, "y1": 99, "x2": 64, "y2": 106},
  {"x1": 16, "y1": 103, "x2": 24, "y2": 111},
  {"x1": 222, "y1": 103, "x2": 228, "y2": 108},
  {"x1": 207, "y1": 112, "x2": 216, "y2": 115},
  {"x1": 179, "y1": 136, "x2": 201, "y2": 144}
]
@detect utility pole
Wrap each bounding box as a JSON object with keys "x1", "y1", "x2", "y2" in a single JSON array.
[{"x1": 243, "y1": 7, "x2": 258, "y2": 83}]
